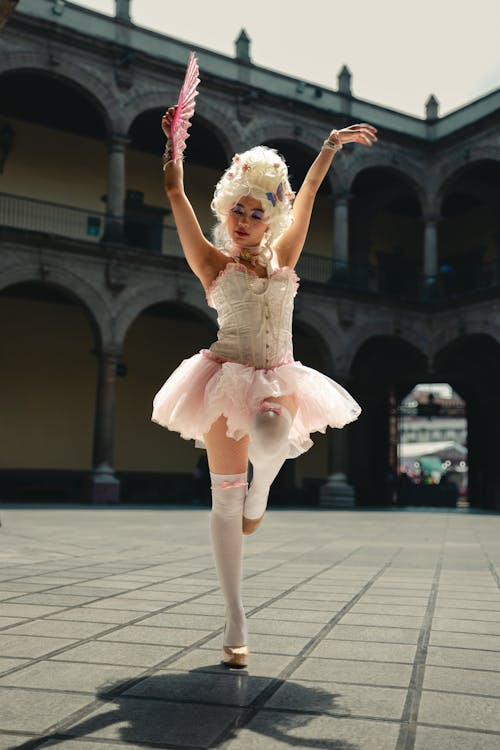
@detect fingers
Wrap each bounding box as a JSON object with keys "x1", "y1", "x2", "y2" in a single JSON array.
[
  {"x1": 349, "y1": 123, "x2": 378, "y2": 146},
  {"x1": 161, "y1": 106, "x2": 177, "y2": 137}
]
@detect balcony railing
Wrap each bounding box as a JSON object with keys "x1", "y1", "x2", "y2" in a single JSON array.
[{"x1": 1, "y1": 192, "x2": 499, "y2": 304}]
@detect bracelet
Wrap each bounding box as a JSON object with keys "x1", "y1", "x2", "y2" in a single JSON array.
[{"x1": 322, "y1": 132, "x2": 343, "y2": 154}]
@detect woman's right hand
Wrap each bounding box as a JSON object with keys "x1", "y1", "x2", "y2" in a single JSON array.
[{"x1": 161, "y1": 106, "x2": 176, "y2": 139}]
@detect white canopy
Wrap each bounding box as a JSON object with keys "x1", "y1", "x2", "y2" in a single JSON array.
[{"x1": 399, "y1": 441, "x2": 467, "y2": 458}]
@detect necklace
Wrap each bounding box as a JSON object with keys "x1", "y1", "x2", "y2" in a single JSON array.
[{"x1": 230, "y1": 242, "x2": 273, "y2": 269}]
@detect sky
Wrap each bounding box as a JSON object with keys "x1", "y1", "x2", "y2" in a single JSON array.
[{"x1": 73, "y1": 0, "x2": 500, "y2": 120}]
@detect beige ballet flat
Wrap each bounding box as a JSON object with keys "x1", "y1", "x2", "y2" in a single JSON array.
[
  {"x1": 222, "y1": 644, "x2": 249, "y2": 668},
  {"x1": 242, "y1": 513, "x2": 265, "y2": 535}
]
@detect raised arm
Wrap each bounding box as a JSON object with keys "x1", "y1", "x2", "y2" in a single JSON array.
[
  {"x1": 275, "y1": 123, "x2": 378, "y2": 269},
  {"x1": 162, "y1": 107, "x2": 221, "y2": 285}
]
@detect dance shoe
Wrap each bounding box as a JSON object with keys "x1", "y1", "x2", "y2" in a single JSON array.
[
  {"x1": 221, "y1": 643, "x2": 249, "y2": 668},
  {"x1": 242, "y1": 513, "x2": 265, "y2": 535}
]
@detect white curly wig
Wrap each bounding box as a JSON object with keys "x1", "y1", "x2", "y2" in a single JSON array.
[{"x1": 211, "y1": 146, "x2": 295, "y2": 252}]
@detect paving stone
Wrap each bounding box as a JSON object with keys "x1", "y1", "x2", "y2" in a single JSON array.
[
  {"x1": 50, "y1": 608, "x2": 143, "y2": 624},
  {"x1": 0, "y1": 657, "x2": 30, "y2": 675},
  {"x1": 246, "y1": 618, "x2": 323, "y2": 637},
  {"x1": 0, "y1": 659, "x2": 142, "y2": 693},
  {"x1": 341, "y1": 613, "x2": 423, "y2": 628},
  {"x1": 50, "y1": 641, "x2": 179, "y2": 667},
  {"x1": 3, "y1": 619, "x2": 113, "y2": 639},
  {"x1": 361, "y1": 595, "x2": 429, "y2": 605},
  {"x1": 309, "y1": 639, "x2": 416, "y2": 664},
  {"x1": 292, "y1": 657, "x2": 413, "y2": 688},
  {"x1": 0, "y1": 616, "x2": 29, "y2": 628},
  {"x1": 62, "y1": 697, "x2": 239, "y2": 747},
  {"x1": 434, "y1": 607, "x2": 500, "y2": 622},
  {"x1": 349, "y1": 602, "x2": 427, "y2": 616},
  {"x1": 327, "y1": 624, "x2": 420, "y2": 645},
  {"x1": 249, "y1": 607, "x2": 333, "y2": 623},
  {"x1": 85, "y1": 598, "x2": 168, "y2": 612},
  {"x1": 0, "y1": 687, "x2": 93, "y2": 732},
  {"x1": 414, "y1": 725, "x2": 500, "y2": 750},
  {"x1": 429, "y1": 631, "x2": 500, "y2": 651},
  {"x1": 427, "y1": 645, "x2": 500, "y2": 671},
  {"x1": 225, "y1": 711, "x2": 400, "y2": 749},
  {"x1": 431, "y1": 617, "x2": 500, "y2": 636},
  {"x1": 265, "y1": 678, "x2": 407, "y2": 719},
  {"x1": 99, "y1": 625, "x2": 213, "y2": 647},
  {"x1": 0, "y1": 634, "x2": 77, "y2": 658},
  {"x1": 270, "y1": 597, "x2": 346, "y2": 612},
  {"x1": 124, "y1": 669, "x2": 272, "y2": 706},
  {"x1": 436, "y1": 597, "x2": 500, "y2": 611},
  {"x1": 139, "y1": 612, "x2": 223, "y2": 630},
  {"x1": 39, "y1": 739, "x2": 155, "y2": 749},
  {"x1": 423, "y1": 665, "x2": 500, "y2": 697},
  {"x1": 1, "y1": 603, "x2": 67, "y2": 618},
  {"x1": 418, "y1": 690, "x2": 500, "y2": 732},
  {"x1": 7, "y1": 593, "x2": 97, "y2": 606}
]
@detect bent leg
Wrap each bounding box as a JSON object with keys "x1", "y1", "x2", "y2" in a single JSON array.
[
  {"x1": 204, "y1": 416, "x2": 249, "y2": 647},
  {"x1": 244, "y1": 395, "x2": 298, "y2": 527}
]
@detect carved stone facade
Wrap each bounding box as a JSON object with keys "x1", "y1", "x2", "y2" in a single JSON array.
[{"x1": 1, "y1": 0, "x2": 500, "y2": 508}]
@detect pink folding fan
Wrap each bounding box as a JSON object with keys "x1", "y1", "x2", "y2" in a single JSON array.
[{"x1": 170, "y1": 51, "x2": 200, "y2": 162}]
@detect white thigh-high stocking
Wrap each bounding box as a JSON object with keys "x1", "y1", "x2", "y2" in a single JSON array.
[
  {"x1": 209, "y1": 471, "x2": 248, "y2": 647},
  {"x1": 244, "y1": 403, "x2": 292, "y2": 522}
]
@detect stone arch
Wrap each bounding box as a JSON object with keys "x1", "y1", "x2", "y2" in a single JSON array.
[
  {"x1": 120, "y1": 89, "x2": 242, "y2": 161},
  {"x1": 0, "y1": 52, "x2": 119, "y2": 135},
  {"x1": 113, "y1": 279, "x2": 215, "y2": 349},
  {"x1": 293, "y1": 307, "x2": 336, "y2": 376},
  {"x1": 243, "y1": 117, "x2": 339, "y2": 194},
  {"x1": 431, "y1": 312, "x2": 500, "y2": 358},
  {"x1": 346, "y1": 155, "x2": 428, "y2": 211},
  {"x1": 0, "y1": 263, "x2": 111, "y2": 347},
  {"x1": 346, "y1": 321, "x2": 430, "y2": 374},
  {"x1": 435, "y1": 149, "x2": 500, "y2": 202}
]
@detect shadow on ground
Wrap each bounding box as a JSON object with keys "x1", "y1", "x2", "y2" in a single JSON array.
[{"x1": 9, "y1": 666, "x2": 359, "y2": 749}]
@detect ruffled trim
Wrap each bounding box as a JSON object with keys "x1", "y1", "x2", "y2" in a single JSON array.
[{"x1": 205, "y1": 263, "x2": 299, "y2": 307}]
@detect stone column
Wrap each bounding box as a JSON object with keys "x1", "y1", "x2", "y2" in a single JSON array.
[
  {"x1": 88, "y1": 346, "x2": 121, "y2": 503},
  {"x1": 103, "y1": 134, "x2": 129, "y2": 243},
  {"x1": 423, "y1": 213, "x2": 440, "y2": 277},
  {"x1": 332, "y1": 192, "x2": 350, "y2": 279},
  {"x1": 320, "y1": 372, "x2": 356, "y2": 508}
]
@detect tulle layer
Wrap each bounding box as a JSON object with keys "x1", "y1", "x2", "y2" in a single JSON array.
[{"x1": 151, "y1": 350, "x2": 361, "y2": 458}]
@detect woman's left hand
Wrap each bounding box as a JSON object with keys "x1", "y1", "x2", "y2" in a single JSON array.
[{"x1": 330, "y1": 123, "x2": 378, "y2": 147}]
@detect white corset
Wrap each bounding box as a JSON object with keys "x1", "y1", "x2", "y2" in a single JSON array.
[{"x1": 206, "y1": 263, "x2": 299, "y2": 369}]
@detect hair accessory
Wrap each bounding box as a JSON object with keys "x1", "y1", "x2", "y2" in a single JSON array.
[{"x1": 266, "y1": 181, "x2": 284, "y2": 207}]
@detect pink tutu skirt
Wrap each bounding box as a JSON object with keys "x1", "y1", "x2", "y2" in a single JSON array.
[{"x1": 152, "y1": 350, "x2": 361, "y2": 458}]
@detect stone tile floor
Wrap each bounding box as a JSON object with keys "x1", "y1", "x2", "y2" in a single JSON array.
[{"x1": 0, "y1": 506, "x2": 499, "y2": 749}]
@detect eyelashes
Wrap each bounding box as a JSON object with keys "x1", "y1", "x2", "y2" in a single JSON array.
[{"x1": 230, "y1": 206, "x2": 264, "y2": 221}]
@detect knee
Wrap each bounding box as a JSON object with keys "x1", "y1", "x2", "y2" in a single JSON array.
[{"x1": 249, "y1": 404, "x2": 292, "y2": 457}]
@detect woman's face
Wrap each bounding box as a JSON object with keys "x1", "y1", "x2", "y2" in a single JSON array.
[{"x1": 226, "y1": 196, "x2": 269, "y2": 248}]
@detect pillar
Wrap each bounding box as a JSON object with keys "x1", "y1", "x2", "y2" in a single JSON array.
[
  {"x1": 332, "y1": 192, "x2": 350, "y2": 280},
  {"x1": 88, "y1": 346, "x2": 121, "y2": 503},
  {"x1": 103, "y1": 134, "x2": 128, "y2": 243},
  {"x1": 423, "y1": 214, "x2": 439, "y2": 276}
]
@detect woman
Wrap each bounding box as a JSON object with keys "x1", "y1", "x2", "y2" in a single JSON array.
[{"x1": 152, "y1": 109, "x2": 378, "y2": 667}]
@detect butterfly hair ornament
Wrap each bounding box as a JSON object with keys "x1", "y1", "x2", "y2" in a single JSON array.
[{"x1": 162, "y1": 51, "x2": 200, "y2": 169}]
